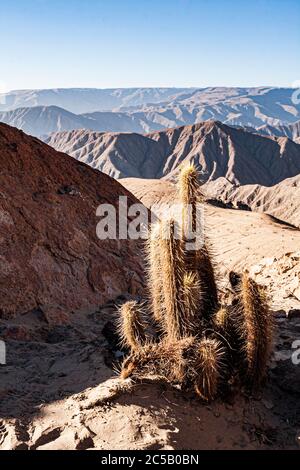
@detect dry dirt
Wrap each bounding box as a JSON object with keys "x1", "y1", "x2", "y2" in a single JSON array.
[{"x1": 0, "y1": 299, "x2": 300, "y2": 450}]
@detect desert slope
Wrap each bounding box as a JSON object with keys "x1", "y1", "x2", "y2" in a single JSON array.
[
  {"x1": 120, "y1": 178, "x2": 300, "y2": 279},
  {"x1": 205, "y1": 175, "x2": 300, "y2": 229},
  {"x1": 0, "y1": 123, "x2": 145, "y2": 321},
  {"x1": 46, "y1": 121, "x2": 300, "y2": 185},
  {"x1": 257, "y1": 120, "x2": 300, "y2": 141}
]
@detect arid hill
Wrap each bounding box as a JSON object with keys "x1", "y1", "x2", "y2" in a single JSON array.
[
  {"x1": 0, "y1": 123, "x2": 144, "y2": 323},
  {"x1": 205, "y1": 175, "x2": 300, "y2": 229},
  {"x1": 122, "y1": 87, "x2": 300, "y2": 128},
  {"x1": 46, "y1": 121, "x2": 300, "y2": 185}
]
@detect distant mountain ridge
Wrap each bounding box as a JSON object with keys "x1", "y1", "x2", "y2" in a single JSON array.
[
  {"x1": 45, "y1": 121, "x2": 300, "y2": 185},
  {"x1": 1, "y1": 87, "x2": 300, "y2": 136},
  {"x1": 257, "y1": 120, "x2": 300, "y2": 140},
  {"x1": 0, "y1": 105, "x2": 162, "y2": 138},
  {"x1": 0, "y1": 88, "x2": 193, "y2": 114}
]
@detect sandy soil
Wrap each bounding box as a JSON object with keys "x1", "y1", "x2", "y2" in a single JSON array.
[{"x1": 0, "y1": 300, "x2": 300, "y2": 450}]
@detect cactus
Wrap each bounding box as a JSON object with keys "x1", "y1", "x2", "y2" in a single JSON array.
[
  {"x1": 237, "y1": 272, "x2": 274, "y2": 387},
  {"x1": 117, "y1": 301, "x2": 146, "y2": 352},
  {"x1": 182, "y1": 271, "x2": 203, "y2": 336},
  {"x1": 196, "y1": 243, "x2": 219, "y2": 318},
  {"x1": 178, "y1": 163, "x2": 203, "y2": 238},
  {"x1": 145, "y1": 222, "x2": 165, "y2": 325},
  {"x1": 117, "y1": 164, "x2": 274, "y2": 401},
  {"x1": 194, "y1": 338, "x2": 226, "y2": 401},
  {"x1": 179, "y1": 163, "x2": 218, "y2": 318},
  {"x1": 159, "y1": 218, "x2": 185, "y2": 339}
]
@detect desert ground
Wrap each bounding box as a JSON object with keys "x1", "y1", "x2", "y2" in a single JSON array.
[{"x1": 1, "y1": 176, "x2": 299, "y2": 450}]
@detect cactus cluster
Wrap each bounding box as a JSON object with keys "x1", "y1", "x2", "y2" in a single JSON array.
[{"x1": 118, "y1": 164, "x2": 274, "y2": 401}]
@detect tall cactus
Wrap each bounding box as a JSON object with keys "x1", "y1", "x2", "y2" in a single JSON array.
[
  {"x1": 178, "y1": 163, "x2": 218, "y2": 318},
  {"x1": 159, "y1": 218, "x2": 185, "y2": 339},
  {"x1": 145, "y1": 222, "x2": 165, "y2": 325},
  {"x1": 238, "y1": 272, "x2": 274, "y2": 387},
  {"x1": 118, "y1": 164, "x2": 274, "y2": 401}
]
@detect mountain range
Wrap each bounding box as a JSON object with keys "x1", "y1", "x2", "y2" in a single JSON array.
[
  {"x1": 45, "y1": 121, "x2": 300, "y2": 185},
  {"x1": 1, "y1": 87, "x2": 300, "y2": 138},
  {"x1": 0, "y1": 87, "x2": 192, "y2": 114},
  {"x1": 0, "y1": 106, "x2": 161, "y2": 138}
]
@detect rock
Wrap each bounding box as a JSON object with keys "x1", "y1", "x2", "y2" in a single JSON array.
[
  {"x1": 0, "y1": 123, "x2": 146, "y2": 324},
  {"x1": 274, "y1": 310, "x2": 287, "y2": 319}
]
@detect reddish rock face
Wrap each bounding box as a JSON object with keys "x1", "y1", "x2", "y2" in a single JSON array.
[{"x1": 0, "y1": 123, "x2": 145, "y2": 324}]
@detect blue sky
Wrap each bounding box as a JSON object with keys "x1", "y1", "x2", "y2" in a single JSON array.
[{"x1": 0, "y1": 0, "x2": 299, "y2": 90}]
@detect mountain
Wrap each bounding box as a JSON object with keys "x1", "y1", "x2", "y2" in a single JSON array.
[
  {"x1": 0, "y1": 123, "x2": 144, "y2": 321},
  {"x1": 0, "y1": 106, "x2": 96, "y2": 138},
  {"x1": 122, "y1": 87, "x2": 300, "y2": 128},
  {"x1": 257, "y1": 120, "x2": 300, "y2": 141},
  {"x1": 45, "y1": 121, "x2": 300, "y2": 185},
  {"x1": 1, "y1": 87, "x2": 300, "y2": 133},
  {"x1": 0, "y1": 88, "x2": 191, "y2": 114},
  {"x1": 0, "y1": 105, "x2": 164, "y2": 138}
]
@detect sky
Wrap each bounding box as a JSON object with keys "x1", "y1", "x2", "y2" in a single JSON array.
[{"x1": 0, "y1": 0, "x2": 299, "y2": 91}]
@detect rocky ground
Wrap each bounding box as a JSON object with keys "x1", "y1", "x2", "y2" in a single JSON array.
[{"x1": 0, "y1": 297, "x2": 299, "y2": 450}]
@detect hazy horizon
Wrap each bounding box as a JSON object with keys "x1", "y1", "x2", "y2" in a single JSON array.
[{"x1": 3, "y1": 84, "x2": 300, "y2": 94}]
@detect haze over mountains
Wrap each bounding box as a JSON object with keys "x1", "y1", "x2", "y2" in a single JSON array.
[
  {"x1": 0, "y1": 88, "x2": 192, "y2": 114},
  {"x1": 1, "y1": 87, "x2": 300, "y2": 139},
  {"x1": 46, "y1": 121, "x2": 300, "y2": 185}
]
